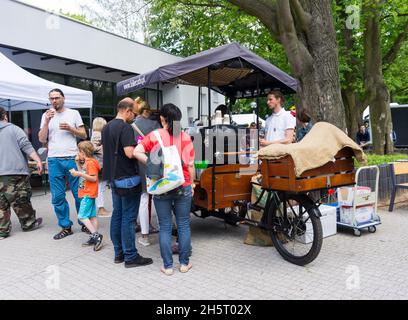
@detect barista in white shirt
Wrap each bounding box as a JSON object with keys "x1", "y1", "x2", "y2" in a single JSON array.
[{"x1": 260, "y1": 90, "x2": 296, "y2": 147}]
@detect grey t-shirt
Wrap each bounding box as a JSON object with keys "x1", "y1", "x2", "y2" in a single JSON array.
[
  {"x1": 133, "y1": 116, "x2": 161, "y2": 191},
  {"x1": 0, "y1": 122, "x2": 35, "y2": 176},
  {"x1": 133, "y1": 116, "x2": 161, "y2": 139}
]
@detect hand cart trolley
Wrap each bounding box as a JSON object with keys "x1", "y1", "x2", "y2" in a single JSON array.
[{"x1": 337, "y1": 166, "x2": 381, "y2": 236}]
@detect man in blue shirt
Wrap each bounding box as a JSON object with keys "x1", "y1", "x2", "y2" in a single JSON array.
[{"x1": 356, "y1": 124, "x2": 371, "y2": 148}]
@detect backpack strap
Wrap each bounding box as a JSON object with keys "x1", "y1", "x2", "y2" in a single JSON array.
[
  {"x1": 131, "y1": 123, "x2": 145, "y2": 137},
  {"x1": 112, "y1": 126, "x2": 124, "y2": 181}
]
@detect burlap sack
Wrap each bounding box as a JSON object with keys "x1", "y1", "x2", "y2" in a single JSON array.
[
  {"x1": 244, "y1": 210, "x2": 273, "y2": 246},
  {"x1": 244, "y1": 175, "x2": 273, "y2": 246}
]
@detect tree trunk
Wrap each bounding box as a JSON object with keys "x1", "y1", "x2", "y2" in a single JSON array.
[
  {"x1": 363, "y1": 5, "x2": 394, "y2": 155},
  {"x1": 297, "y1": 0, "x2": 345, "y2": 128},
  {"x1": 342, "y1": 88, "x2": 363, "y2": 138},
  {"x1": 337, "y1": 0, "x2": 364, "y2": 140},
  {"x1": 228, "y1": 0, "x2": 346, "y2": 130},
  {"x1": 368, "y1": 85, "x2": 393, "y2": 154}
]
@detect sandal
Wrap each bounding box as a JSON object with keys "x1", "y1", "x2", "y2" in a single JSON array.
[
  {"x1": 53, "y1": 228, "x2": 73, "y2": 240},
  {"x1": 160, "y1": 267, "x2": 174, "y2": 276},
  {"x1": 179, "y1": 263, "x2": 192, "y2": 273}
]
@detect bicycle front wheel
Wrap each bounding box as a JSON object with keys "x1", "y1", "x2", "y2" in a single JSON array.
[{"x1": 267, "y1": 193, "x2": 323, "y2": 266}]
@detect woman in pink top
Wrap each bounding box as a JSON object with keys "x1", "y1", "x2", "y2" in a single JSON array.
[{"x1": 134, "y1": 103, "x2": 195, "y2": 275}]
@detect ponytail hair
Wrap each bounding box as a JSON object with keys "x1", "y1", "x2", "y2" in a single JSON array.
[{"x1": 160, "y1": 103, "x2": 182, "y2": 137}]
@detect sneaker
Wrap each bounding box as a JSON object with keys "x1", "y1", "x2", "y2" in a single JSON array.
[
  {"x1": 0, "y1": 235, "x2": 7, "y2": 240},
  {"x1": 53, "y1": 228, "x2": 73, "y2": 240},
  {"x1": 114, "y1": 254, "x2": 124, "y2": 264},
  {"x1": 81, "y1": 225, "x2": 91, "y2": 234},
  {"x1": 82, "y1": 235, "x2": 95, "y2": 247},
  {"x1": 23, "y1": 217, "x2": 43, "y2": 232},
  {"x1": 93, "y1": 233, "x2": 103, "y2": 251},
  {"x1": 124, "y1": 255, "x2": 153, "y2": 268},
  {"x1": 179, "y1": 262, "x2": 193, "y2": 273},
  {"x1": 160, "y1": 267, "x2": 174, "y2": 276},
  {"x1": 138, "y1": 236, "x2": 150, "y2": 246}
]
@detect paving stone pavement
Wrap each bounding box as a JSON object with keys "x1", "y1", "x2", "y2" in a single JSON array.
[{"x1": 0, "y1": 187, "x2": 407, "y2": 300}]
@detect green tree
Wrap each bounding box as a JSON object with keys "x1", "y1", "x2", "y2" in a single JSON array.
[
  {"x1": 226, "y1": 0, "x2": 346, "y2": 130},
  {"x1": 145, "y1": 0, "x2": 293, "y2": 119},
  {"x1": 146, "y1": 0, "x2": 346, "y2": 130},
  {"x1": 82, "y1": 0, "x2": 147, "y2": 41},
  {"x1": 146, "y1": 0, "x2": 289, "y2": 70},
  {"x1": 62, "y1": 12, "x2": 90, "y2": 24},
  {"x1": 335, "y1": 0, "x2": 408, "y2": 154}
]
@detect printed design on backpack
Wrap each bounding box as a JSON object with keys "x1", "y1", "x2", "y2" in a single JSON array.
[{"x1": 146, "y1": 131, "x2": 185, "y2": 195}]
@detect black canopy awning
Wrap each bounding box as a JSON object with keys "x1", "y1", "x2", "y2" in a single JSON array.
[{"x1": 117, "y1": 42, "x2": 298, "y2": 98}]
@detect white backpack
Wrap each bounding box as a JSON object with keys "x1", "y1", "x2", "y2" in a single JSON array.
[{"x1": 146, "y1": 130, "x2": 185, "y2": 195}]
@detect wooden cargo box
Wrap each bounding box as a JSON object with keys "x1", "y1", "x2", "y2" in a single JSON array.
[{"x1": 260, "y1": 147, "x2": 356, "y2": 192}]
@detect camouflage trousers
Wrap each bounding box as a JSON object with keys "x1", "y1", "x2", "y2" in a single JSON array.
[{"x1": 0, "y1": 175, "x2": 37, "y2": 237}]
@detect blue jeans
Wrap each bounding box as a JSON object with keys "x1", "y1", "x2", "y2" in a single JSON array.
[
  {"x1": 153, "y1": 186, "x2": 192, "y2": 269},
  {"x1": 48, "y1": 157, "x2": 81, "y2": 229},
  {"x1": 110, "y1": 185, "x2": 141, "y2": 262}
]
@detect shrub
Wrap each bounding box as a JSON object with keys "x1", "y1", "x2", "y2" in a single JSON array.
[{"x1": 355, "y1": 153, "x2": 408, "y2": 167}]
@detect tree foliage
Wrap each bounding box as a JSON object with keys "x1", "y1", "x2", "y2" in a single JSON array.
[
  {"x1": 62, "y1": 12, "x2": 91, "y2": 24},
  {"x1": 81, "y1": 0, "x2": 147, "y2": 41},
  {"x1": 145, "y1": 0, "x2": 292, "y2": 118},
  {"x1": 146, "y1": 0, "x2": 345, "y2": 130},
  {"x1": 71, "y1": 0, "x2": 408, "y2": 154},
  {"x1": 334, "y1": 0, "x2": 408, "y2": 153}
]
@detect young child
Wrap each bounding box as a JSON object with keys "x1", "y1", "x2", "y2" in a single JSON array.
[
  {"x1": 91, "y1": 117, "x2": 111, "y2": 217},
  {"x1": 69, "y1": 141, "x2": 103, "y2": 251}
]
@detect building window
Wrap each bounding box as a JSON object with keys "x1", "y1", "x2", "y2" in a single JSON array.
[
  {"x1": 67, "y1": 76, "x2": 92, "y2": 91},
  {"x1": 38, "y1": 71, "x2": 65, "y2": 85},
  {"x1": 146, "y1": 88, "x2": 162, "y2": 110},
  {"x1": 93, "y1": 81, "x2": 114, "y2": 105}
]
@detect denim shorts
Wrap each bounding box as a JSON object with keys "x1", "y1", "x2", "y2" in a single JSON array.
[{"x1": 78, "y1": 196, "x2": 97, "y2": 219}]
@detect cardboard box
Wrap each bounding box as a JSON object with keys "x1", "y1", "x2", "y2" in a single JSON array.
[
  {"x1": 289, "y1": 204, "x2": 337, "y2": 244},
  {"x1": 340, "y1": 204, "x2": 375, "y2": 226},
  {"x1": 338, "y1": 186, "x2": 373, "y2": 206}
]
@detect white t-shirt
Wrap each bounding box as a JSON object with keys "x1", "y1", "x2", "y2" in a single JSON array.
[
  {"x1": 265, "y1": 109, "x2": 296, "y2": 142},
  {"x1": 40, "y1": 108, "x2": 84, "y2": 157}
]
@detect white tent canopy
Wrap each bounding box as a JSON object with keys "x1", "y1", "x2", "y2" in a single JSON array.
[{"x1": 0, "y1": 51, "x2": 92, "y2": 111}]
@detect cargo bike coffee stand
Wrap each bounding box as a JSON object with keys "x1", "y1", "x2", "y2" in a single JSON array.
[{"x1": 117, "y1": 43, "x2": 358, "y2": 266}]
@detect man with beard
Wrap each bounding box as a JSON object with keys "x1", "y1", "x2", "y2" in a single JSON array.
[{"x1": 38, "y1": 88, "x2": 87, "y2": 240}]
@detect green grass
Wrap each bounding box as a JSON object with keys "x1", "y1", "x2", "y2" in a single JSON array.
[{"x1": 355, "y1": 153, "x2": 408, "y2": 167}]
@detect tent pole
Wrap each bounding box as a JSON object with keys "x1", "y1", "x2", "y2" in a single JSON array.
[
  {"x1": 157, "y1": 83, "x2": 160, "y2": 110},
  {"x1": 89, "y1": 107, "x2": 93, "y2": 139},
  {"x1": 198, "y1": 86, "x2": 201, "y2": 121},
  {"x1": 208, "y1": 66, "x2": 216, "y2": 210},
  {"x1": 8, "y1": 99, "x2": 11, "y2": 122},
  {"x1": 256, "y1": 73, "x2": 260, "y2": 151},
  {"x1": 208, "y1": 68, "x2": 211, "y2": 127}
]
